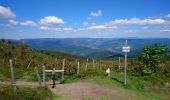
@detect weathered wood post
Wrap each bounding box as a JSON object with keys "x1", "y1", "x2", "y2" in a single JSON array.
[
  {"x1": 77, "y1": 61, "x2": 80, "y2": 74},
  {"x1": 9, "y1": 59, "x2": 16, "y2": 93},
  {"x1": 52, "y1": 68, "x2": 55, "y2": 88},
  {"x1": 14, "y1": 57, "x2": 17, "y2": 65},
  {"x1": 42, "y1": 65, "x2": 45, "y2": 85},
  {"x1": 93, "y1": 59, "x2": 95, "y2": 68},
  {"x1": 62, "y1": 59, "x2": 65, "y2": 81},
  {"x1": 34, "y1": 67, "x2": 41, "y2": 86},
  {"x1": 75, "y1": 59, "x2": 77, "y2": 63},
  {"x1": 118, "y1": 57, "x2": 120, "y2": 70},
  {"x1": 26, "y1": 60, "x2": 32, "y2": 69},
  {"x1": 85, "y1": 58, "x2": 88, "y2": 71}
]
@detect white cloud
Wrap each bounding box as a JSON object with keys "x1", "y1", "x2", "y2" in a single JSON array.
[
  {"x1": 90, "y1": 10, "x2": 102, "y2": 17},
  {"x1": 40, "y1": 26, "x2": 49, "y2": 30},
  {"x1": 83, "y1": 22, "x2": 89, "y2": 26},
  {"x1": 20, "y1": 20, "x2": 37, "y2": 26},
  {"x1": 83, "y1": 22, "x2": 96, "y2": 26},
  {"x1": 165, "y1": 14, "x2": 170, "y2": 18},
  {"x1": 109, "y1": 18, "x2": 167, "y2": 25},
  {"x1": 40, "y1": 26, "x2": 75, "y2": 33},
  {"x1": 87, "y1": 25, "x2": 117, "y2": 30},
  {"x1": 8, "y1": 19, "x2": 18, "y2": 25},
  {"x1": 124, "y1": 30, "x2": 134, "y2": 33},
  {"x1": 160, "y1": 29, "x2": 170, "y2": 32},
  {"x1": 88, "y1": 25, "x2": 106, "y2": 30},
  {"x1": 0, "y1": 5, "x2": 16, "y2": 20},
  {"x1": 40, "y1": 16, "x2": 64, "y2": 26}
]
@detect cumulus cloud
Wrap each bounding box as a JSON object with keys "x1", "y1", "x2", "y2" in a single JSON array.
[
  {"x1": 90, "y1": 10, "x2": 102, "y2": 17},
  {"x1": 8, "y1": 19, "x2": 18, "y2": 25},
  {"x1": 0, "y1": 5, "x2": 16, "y2": 20},
  {"x1": 160, "y1": 29, "x2": 170, "y2": 32},
  {"x1": 40, "y1": 16, "x2": 64, "y2": 26},
  {"x1": 40, "y1": 26, "x2": 75, "y2": 33},
  {"x1": 108, "y1": 18, "x2": 167, "y2": 25},
  {"x1": 20, "y1": 20, "x2": 37, "y2": 26}
]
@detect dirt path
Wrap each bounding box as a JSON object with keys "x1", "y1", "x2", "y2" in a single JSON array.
[
  {"x1": 0, "y1": 80, "x2": 39, "y2": 88},
  {"x1": 49, "y1": 82, "x2": 119, "y2": 100},
  {"x1": 0, "y1": 80, "x2": 119, "y2": 100}
]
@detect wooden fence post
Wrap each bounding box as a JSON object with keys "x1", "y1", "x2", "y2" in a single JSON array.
[
  {"x1": 42, "y1": 65, "x2": 45, "y2": 85},
  {"x1": 62, "y1": 59, "x2": 65, "y2": 81},
  {"x1": 26, "y1": 60, "x2": 32, "y2": 69},
  {"x1": 52, "y1": 68, "x2": 55, "y2": 88},
  {"x1": 9, "y1": 59, "x2": 16, "y2": 93},
  {"x1": 77, "y1": 61, "x2": 80, "y2": 74},
  {"x1": 85, "y1": 58, "x2": 88, "y2": 71},
  {"x1": 93, "y1": 59, "x2": 95, "y2": 68},
  {"x1": 34, "y1": 67, "x2": 41, "y2": 86}
]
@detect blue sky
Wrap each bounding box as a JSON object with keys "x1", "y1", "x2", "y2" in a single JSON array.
[{"x1": 0, "y1": 0, "x2": 170, "y2": 39}]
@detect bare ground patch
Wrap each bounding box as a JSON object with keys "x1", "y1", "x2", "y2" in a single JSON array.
[{"x1": 48, "y1": 82, "x2": 120, "y2": 100}]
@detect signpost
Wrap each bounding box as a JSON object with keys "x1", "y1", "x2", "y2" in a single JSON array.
[{"x1": 122, "y1": 40, "x2": 130, "y2": 85}]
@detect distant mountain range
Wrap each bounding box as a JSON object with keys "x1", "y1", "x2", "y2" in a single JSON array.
[{"x1": 9, "y1": 38, "x2": 170, "y2": 59}]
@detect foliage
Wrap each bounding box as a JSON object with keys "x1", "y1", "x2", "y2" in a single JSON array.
[
  {"x1": 140, "y1": 43, "x2": 168, "y2": 75},
  {"x1": 0, "y1": 40, "x2": 170, "y2": 99},
  {"x1": 0, "y1": 85, "x2": 55, "y2": 100}
]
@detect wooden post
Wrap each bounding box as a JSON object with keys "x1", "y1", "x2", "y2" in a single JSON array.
[
  {"x1": 26, "y1": 60, "x2": 32, "y2": 69},
  {"x1": 75, "y1": 59, "x2": 77, "y2": 63},
  {"x1": 77, "y1": 61, "x2": 80, "y2": 74},
  {"x1": 62, "y1": 59, "x2": 65, "y2": 81},
  {"x1": 42, "y1": 65, "x2": 45, "y2": 85},
  {"x1": 118, "y1": 57, "x2": 120, "y2": 70},
  {"x1": 85, "y1": 58, "x2": 88, "y2": 71},
  {"x1": 14, "y1": 57, "x2": 17, "y2": 65},
  {"x1": 9, "y1": 59, "x2": 16, "y2": 93},
  {"x1": 93, "y1": 59, "x2": 95, "y2": 68},
  {"x1": 52, "y1": 68, "x2": 55, "y2": 88},
  {"x1": 34, "y1": 67, "x2": 41, "y2": 86}
]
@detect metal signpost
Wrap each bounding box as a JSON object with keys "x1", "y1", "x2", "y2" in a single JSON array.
[{"x1": 122, "y1": 40, "x2": 130, "y2": 85}]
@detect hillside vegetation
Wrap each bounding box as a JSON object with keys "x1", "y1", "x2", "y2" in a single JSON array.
[{"x1": 0, "y1": 39, "x2": 170, "y2": 99}]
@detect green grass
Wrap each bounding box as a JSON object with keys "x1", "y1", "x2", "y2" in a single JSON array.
[
  {"x1": 0, "y1": 85, "x2": 57, "y2": 100},
  {"x1": 62, "y1": 72, "x2": 170, "y2": 100}
]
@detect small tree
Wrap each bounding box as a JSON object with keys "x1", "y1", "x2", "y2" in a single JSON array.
[
  {"x1": 17, "y1": 40, "x2": 28, "y2": 59},
  {"x1": 140, "y1": 43, "x2": 168, "y2": 75}
]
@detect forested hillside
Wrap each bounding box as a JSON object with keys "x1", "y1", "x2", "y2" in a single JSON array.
[{"x1": 9, "y1": 38, "x2": 170, "y2": 59}]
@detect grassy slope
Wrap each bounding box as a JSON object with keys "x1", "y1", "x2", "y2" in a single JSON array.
[{"x1": 63, "y1": 73, "x2": 170, "y2": 100}]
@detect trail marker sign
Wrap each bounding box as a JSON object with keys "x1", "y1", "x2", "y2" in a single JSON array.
[
  {"x1": 122, "y1": 40, "x2": 130, "y2": 85},
  {"x1": 122, "y1": 46, "x2": 130, "y2": 52}
]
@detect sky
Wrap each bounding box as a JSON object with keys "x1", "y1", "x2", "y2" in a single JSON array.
[{"x1": 0, "y1": 0, "x2": 170, "y2": 39}]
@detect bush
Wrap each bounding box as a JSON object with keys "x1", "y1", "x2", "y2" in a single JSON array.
[{"x1": 0, "y1": 85, "x2": 55, "y2": 100}]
